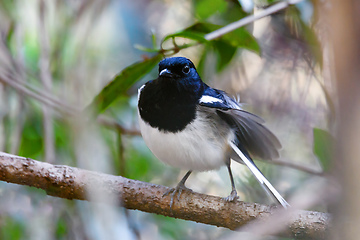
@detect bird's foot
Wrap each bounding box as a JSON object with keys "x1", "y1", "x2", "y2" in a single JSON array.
[
  {"x1": 224, "y1": 189, "x2": 239, "y2": 202},
  {"x1": 163, "y1": 182, "x2": 192, "y2": 211}
]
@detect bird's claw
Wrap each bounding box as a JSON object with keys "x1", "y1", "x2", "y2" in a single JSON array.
[
  {"x1": 163, "y1": 183, "x2": 192, "y2": 211},
  {"x1": 224, "y1": 189, "x2": 239, "y2": 202}
]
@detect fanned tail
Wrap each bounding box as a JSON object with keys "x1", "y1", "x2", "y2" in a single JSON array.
[{"x1": 229, "y1": 141, "x2": 290, "y2": 208}]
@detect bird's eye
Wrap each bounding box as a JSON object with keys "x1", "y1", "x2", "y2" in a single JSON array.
[{"x1": 182, "y1": 65, "x2": 190, "y2": 74}]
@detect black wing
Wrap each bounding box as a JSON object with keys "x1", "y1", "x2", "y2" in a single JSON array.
[{"x1": 199, "y1": 88, "x2": 281, "y2": 160}]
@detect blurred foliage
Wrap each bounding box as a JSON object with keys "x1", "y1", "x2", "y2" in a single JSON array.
[
  {"x1": 0, "y1": 216, "x2": 26, "y2": 240},
  {"x1": 313, "y1": 128, "x2": 334, "y2": 172},
  {"x1": 98, "y1": 2, "x2": 261, "y2": 112},
  {"x1": 0, "y1": 0, "x2": 328, "y2": 239},
  {"x1": 89, "y1": 54, "x2": 163, "y2": 113},
  {"x1": 271, "y1": 4, "x2": 323, "y2": 66},
  {"x1": 164, "y1": 22, "x2": 260, "y2": 73},
  {"x1": 195, "y1": 0, "x2": 227, "y2": 20}
]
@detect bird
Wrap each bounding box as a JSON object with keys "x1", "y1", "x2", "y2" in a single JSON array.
[{"x1": 137, "y1": 56, "x2": 289, "y2": 209}]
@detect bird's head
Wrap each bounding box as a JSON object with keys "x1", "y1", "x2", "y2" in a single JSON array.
[
  {"x1": 158, "y1": 57, "x2": 201, "y2": 80},
  {"x1": 157, "y1": 57, "x2": 204, "y2": 95}
]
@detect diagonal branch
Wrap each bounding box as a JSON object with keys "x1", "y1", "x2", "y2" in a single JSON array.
[
  {"x1": 160, "y1": 0, "x2": 305, "y2": 55},
  {"x1": 204, "y1": 0, "x2": 305, "y2": 41},
  {"x1": 0, "y1": 152, "x2": 329, "y2": 239},
  {"x1": 258, "y1": 158, "x2": 323, "y2": 176}
]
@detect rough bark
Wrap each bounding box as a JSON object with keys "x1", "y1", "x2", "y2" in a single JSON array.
[{"x1": 0, "y1": 152, "x2": 329, "y2": 239}]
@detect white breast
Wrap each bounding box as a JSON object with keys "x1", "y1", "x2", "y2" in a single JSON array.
[{"x1": 138, "y1": 110, "x2": 234, "y2": 171}]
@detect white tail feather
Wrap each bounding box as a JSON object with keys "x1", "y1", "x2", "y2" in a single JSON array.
[{"x1": 229, "y1": 141, "x2": 290, "y2": 208}]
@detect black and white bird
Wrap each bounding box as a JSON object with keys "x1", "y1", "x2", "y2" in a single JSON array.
[{"x1": 137, "y1": 57, "x2": 289, "y2": 208}]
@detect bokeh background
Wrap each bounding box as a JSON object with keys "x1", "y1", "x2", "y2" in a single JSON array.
[{"x1": 0, "y1": 0, "x2": 334, "y2": 239}]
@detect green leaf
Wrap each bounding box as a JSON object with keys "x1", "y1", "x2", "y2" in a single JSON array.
[
  {"x1": 160, "y1": 22, "x2": 259, "y2": 73},
  {"x1": 183, "y1": 22, "x2": 259, "y2": 72},
  {"x1": 195, "y1": 0, "x2": 227, "y2": 20},
  {"x1": 222, "y1": 1, "x2": 248, "y2": 23},
  {"x1": 162, "y1": 31, "x2": 208, "y2": 44},
  {"x1": 196, "y1": 46, "x2": 209, "y2": 78},
  {"x1": 299, "y1": 19, "x2": 323, "y2": 67},
  {"x1": 151, "y1": 30, "x2": 157, "y2": 49},
  {"x1": 186, "y1": 22, "x2": 260, "y2": 54},
  {"x1": 0, "y1": 216, "x2": 25, "y2": 240},
  {"x1": 186, "y1": 22, "x2": 216, "y2": 32},
  {"x1": 313, "y1": 128, "x2": 334, "y2": 172},
  {"x1": 213, "y1": 40, "x2": 238, "y2": 72},
  {"x1": 18, "y1": 113, "x2": 43, "y2": 159},
  {"x1": 274, "y1": 6, "x2": 322, "y2": 67},
  {"x1": 55, "y1": 217, "x2": 68, "y2": 238},
  {"x1": 134, "y1": 44, "x2": 160, "y2": 53},
  {"x1": 221, "y1": 28, "x2": 260, "y2": 54},
  {"x1": 162, "y1": 22, "x2": 259, "y2": 54},
  {"x1": 88, "y1": 54, "x2": 163, "y2": 113}
]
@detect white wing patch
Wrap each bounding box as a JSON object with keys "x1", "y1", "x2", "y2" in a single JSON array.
[
  {"x1": 223, "y1": 94, "x2": 242, "y2": 110},
  {"x1": 199, "y1": 95, "x2": 223, "y2": 104}
]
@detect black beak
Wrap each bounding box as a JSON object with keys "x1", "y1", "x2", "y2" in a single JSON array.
[{"x1": 159, "y1": 68, "x2": 173, "y2": 78}]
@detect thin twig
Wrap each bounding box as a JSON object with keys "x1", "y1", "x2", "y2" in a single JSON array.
[
  {"x1": 97, "y1": 115, "x2": 141, "y2": 136},
  {"x1": 39, "y1": 0, "x2": 55, "y2": 163},
  {"x1": 160, "y1": 0, "x2": 304, "y2": 55},
  {"x1": 0, "y1": 74, "x2": 75, "y2": 115},
  {"x1": 117, "y1": 130, "x2": 126, "y2": 176},
  {"x1": 0, "y1": 26, "x2": 77, "y2": 114},
  {"x1": 204, "y1": 0, "x2": 304, "y2": 41},
  {"x1": 8, "y1": 25, "x2": 26, "y2": 155},
  {"x1": 257, "y1": 159, "x2": 323, "y2": 176},
  {"x1": 0, "y1": 73, "x2": 140, "y2": 135}
]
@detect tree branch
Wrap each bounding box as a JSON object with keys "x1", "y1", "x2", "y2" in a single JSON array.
[
  {"x1": 160, "y1": 0, "x2": 305, "y2": 55},
  {"x1": 204, "y1": 0, "x2": 305, "y2": 41},
  {"x1": 258, "y1": 159, "x2": 323, "y2": 176},
  {"x1": 0, "y1": 152, "x2": 329, "y2": 239},
  {"x1": 97, "y1": 115, "x2": 141, "y2": 136}
]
